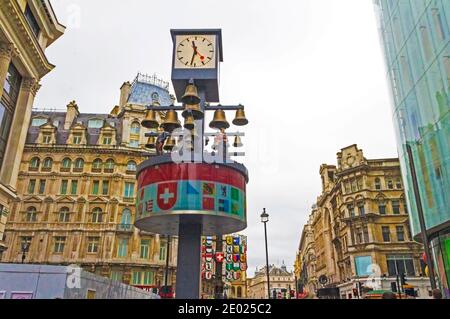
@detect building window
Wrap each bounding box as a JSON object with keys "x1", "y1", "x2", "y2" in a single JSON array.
[
  {"x1": 72, "y1": 133, "x2": 82, "y2": 144},
  {"x1": 102, "y1": 181, "x2": 109, "y2": 195},
  {"x1": 392, "y1": 200, "x2": 401, "y2": 215},
  {"x1": 396, "y1": 226, "x2": 405, "y2": 242},
  {"x1": 92, "y1": 158, "x2": 102, "y2": 172},
  {"x1": 386, "y1": 255, "x2": 415, "y2": 276},
  {"x1": 59, "y1": 207, "x2": 70, "y2": 222},
  {"x1": 129, "y1": 139, "x2": 139, "y2": 148},
  {"x1": 127, "y1": 161, "x2": 137, "y2": 173},
  {"x1": 0, "y1": 102, "x2": 13, "y2": 170},
  {"x1": 3, "y1": 62, "x2": 22, "y2": 103},
  {"x1": 74, "y1": 158, "x2": 84, "y2": 171},
  {"x1": 356, "y1": 228, "x2": 363, "y2": 244},
  {"x1": 70, "y1": 180, "x2": 78, "y2": 195},
  {"x1": 363, "y1": 226, "x2": 369, "y2": 243},
  {"x1": 347, "y1": 204, "x2": 355, "y2": 217},
  {"x1": 92, "y1": 208, "x2": 103, "y2": 223},
  {"x1": 60, "y1": 180, "x2": 68, "y2": 195},
  {"x1": 124, "y1": 182, "x2": 135, "y2": 198},
  {"x1": 31, "y1": 118, "x2": 47, "y2": 127},
  {"x1": 102, "y1": 134, "x2": 112, "y2": 145},
  {"x1": 378, "y1": 200, "x2": 387, "y2": 215},
  {"x1": 382, "y1": 226, "x2": 391, "y2": 242},
  {"x1": 132, "y1": 271, "x2": 154, "y2": 285},
  {"x1": 87, "y1": 237, "x2": 100, "y2": 253},
  {"x1": 42, "y1": 157, "x2": 52, "y2": 170},
  {"x1": 92, "y1": 180, "x2": 99, "y2": 195},
  {"x1": 387, "y1": 180, "x2": 394, "y2": 190},
  {"x1": 357, "y1": 201, "x2": 365, "y2": 216},
  {"x1": 117, "y1": 238, "x2": 128, "y2": 258},
  {"x1": 130, "y1": 122, "x2": 140, "y2": 135},
  {"x1": 61, "y1": 158, "x2": 71, "y2": 171},
  {"x1": 140, "y1": 239, "x2": 150, "y2": 259},
  {"x1": 43, "y1": 133, "x2": 52, "y2": 144},
  {"x1": 159, "y1": 240, "x2": 167, "y2": 261},
  {"x1": 28, "y1": 179, "x2": 36, "y2": 194},
  {"x1": 395, "y1": 178, "x2": 402, "y2": 189},
  {"x1": 26, "y1": 207, "x2": 37, "y2": 222},
  {"x1": 105, "y1": 159, "x2": 115, "y2": 172},
  {"x1": 374, "y1": 178, "x2": 381, "y2": 190},
  {"x1": 111, "y1": 271, "x2": 123, "y2": 282},
  {"x1": 38, "y1": 180, "x2": 46, "y2": 194},
  {"x1": 24, "y1": 5, "x2": 40, "y2": 38},
  {"x1": 88, "y1": 119, "x2": 103, "y2": 128},
  {"x1": 29, "y1": 157, "x2": 40, "y2": 170},
  {"x1": 54, "y1": 236, "x2": 66, "y2": 253}
]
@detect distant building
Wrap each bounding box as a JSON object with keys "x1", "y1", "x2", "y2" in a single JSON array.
[
  {"x1": 1, "y1": 73, "x2": 178, "y2": 290},
  {"x1": 373, "y1": 0, "x2": 449, "y2": 297},
  {"x1": 0, "y1": 0, "x2": 65, "y2": 256},
  {"x1": 296, "y1": 145, "x2": 431, "y2": 299},
  {"x1": 247, "y1": 263, "x2": 294, "y2": 299}
]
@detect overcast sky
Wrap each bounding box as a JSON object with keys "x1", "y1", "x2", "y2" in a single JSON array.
[{"x1": 36, "y1": 0, "x2": 398, "y2": 276}]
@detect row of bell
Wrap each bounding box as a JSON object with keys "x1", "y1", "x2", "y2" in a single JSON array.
[
  {"x1": 142, "y1": 107, "x2": 248, "y2": 132},
  {"x1": 145, "y1": 135, "x2": 243, "y2": 150}
]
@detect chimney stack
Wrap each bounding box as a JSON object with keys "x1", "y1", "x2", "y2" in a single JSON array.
[
  {"x1": 64, "y1": 100, "x2": 79, "y2": 130},
  {"x1": 119, "y1": 81, "x2": 132, "y2": 107}
]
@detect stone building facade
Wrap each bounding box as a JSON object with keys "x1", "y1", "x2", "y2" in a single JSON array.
[
  {"x1": 296, "y1": 145, "x2": 432, "y2": 299},
  {"x1": 1, "y1": 73, "x2": 178, "y2": 290},
  {"x1": 0, "y1": 0, "x2": 65, "y2": 256},
  {"x1": 246, "y1": 264, "x2": 294, "y2": 299}
]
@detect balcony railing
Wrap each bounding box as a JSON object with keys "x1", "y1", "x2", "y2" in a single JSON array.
[{"x1": 116, "y1": 224, "x2": 134, "y2": 232}]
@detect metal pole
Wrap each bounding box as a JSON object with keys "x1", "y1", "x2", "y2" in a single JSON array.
[
  {"x1": 163, "y1": 235, "x2": 171, "y2": 298},
  {"x1": 264, "y1": 221, "x2": 271, "y2": 299},
  {"x1": 396, "y1": 274, "x2": 402, "y2": 299},
  {"x1": 215, "y1": 236, "x2": 224, "y2": 299},
  {"x1": 405, "y1": 143, "x2": 437, "y2": 289}
]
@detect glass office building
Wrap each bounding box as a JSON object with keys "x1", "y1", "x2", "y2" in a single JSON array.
[{"x1": 373, "y1": 0, "x2": 449, "y2": 297}]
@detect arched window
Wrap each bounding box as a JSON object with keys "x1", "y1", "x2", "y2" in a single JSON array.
[
  {"x1": 92, "y1": 207, "x2": 103, "y2": 223},
  {"x1": 105, "y1": 159, "x2": 115, "y2": 172},
  {"x1": 26, "y1": 207, "x2": 37, "y2": 222},
  {"x1": 59, "y1": 207, "x2": 70, "y2": 223},
  {"x1": 374, "y1": 178, "x2": 381, "y2": 190},
  {"x1": 42, "y1": 157, "x2": 53, "y2": 170},
  {"x1": 61, "y1": 158, "x2": 72, "y2": 171},
  {"x1": 387, "y1": 179, "x2": 394, "y2": 189},
  {"x1": 121, "y1": 209, "x2": 132, "y2": 226},
  {"x1": 127, "y1": 161, "x2": 137, "y2": 172},
  {"x1": 377, "y1": 196, "x2": 387, "y2": 215},
  {"x1": 395, "y1": 178, "x2": 402, "y2": 189},
  {"x1": 92, "y1": 158, "x2": 103, "y2": 171},
  {"x1": 130, "y1": 122, "x2": 140, "y2": 135},
  {"x1": 74, "y1": 158, "x2": 84, "y2": 170},
  {"x1": 29, "y1": 157, "x2": 40, "y2": 170}
]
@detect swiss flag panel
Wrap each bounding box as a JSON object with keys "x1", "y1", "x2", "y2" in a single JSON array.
[{"x1": 157, "y1": 182, "x2": 178, "y2": 211}]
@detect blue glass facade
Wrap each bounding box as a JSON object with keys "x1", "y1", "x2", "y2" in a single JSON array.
[{"x1": 374, "y1": 0, "x2": 449, "y2": 297}]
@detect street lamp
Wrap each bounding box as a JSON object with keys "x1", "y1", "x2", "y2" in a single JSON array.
[{"x1": 260, "y1": 208, "x2": 271, "y2": 299}]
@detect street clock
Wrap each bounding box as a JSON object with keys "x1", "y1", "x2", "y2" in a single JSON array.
[{"x1": 170, "y1": 29, "x2": 223, "y2": 102}]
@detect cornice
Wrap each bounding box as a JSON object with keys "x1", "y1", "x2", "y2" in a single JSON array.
[{"x1": 0, "y1": 0, "x2": 55, "y2": 78}]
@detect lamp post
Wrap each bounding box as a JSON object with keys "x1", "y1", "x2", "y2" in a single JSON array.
[{"x1": 261, "y1": 208, "x2": 270, "y2": 299}]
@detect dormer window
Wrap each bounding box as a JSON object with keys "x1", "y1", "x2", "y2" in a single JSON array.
[
  {"x1": 24, "y1": 5, "x2": 40, "y2": 38},
  {"x1": 73, "y1": 133, "x2": 82, "y2": 144},
  {"x1": 31, "y1": 118, "x2": 47, "y2": 127},
  {"x1": 43, "y1": 133, "x2": 52, "y2": 144},
  {"x1": 88, "y1": 119, "x2": 104, "y2": 128},
  {"x1": 102, "y1": 134, "x2": 112, "y2": 145}
]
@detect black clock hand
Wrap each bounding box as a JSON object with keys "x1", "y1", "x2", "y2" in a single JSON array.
[{"x1": 190, "y1": 41, "x2": 197, "y2": 65}]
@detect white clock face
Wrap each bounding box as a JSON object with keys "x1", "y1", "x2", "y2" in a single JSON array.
[{"x1": 174, "y1": 35, "x2": 216, "y2": 69}]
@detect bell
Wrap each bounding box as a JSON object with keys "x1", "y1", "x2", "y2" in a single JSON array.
[
  {"x1": 163, "y1": 136, "x2": 176, "y2": 151},
  {"x1": 141, "y1": 110, "x2": 159, "y2": 129},
  {"x1": 145, "y1": 136, "x2": 156, "y2": 149},
  {"x1": 233, "y1": 135, "x2": 243, "y2": 148},
  {"x1": 161, "y1": 110, "x2": 181, "y2": 132},
  {"x1": 209, "y1": 109, "x2": 230, "y2": 130},
  {"x1": 181, "y1": 84, "x2": 201, "y2": 105},
  {"x1": 232, "y1": 108, "x2": 248, "y2": 126},
  {"x1": 184, "y1": 115, "x2": 195, "y2": 130},
  {"x1": 182, "y1": 103, "x2": 204, "y2": 120}
]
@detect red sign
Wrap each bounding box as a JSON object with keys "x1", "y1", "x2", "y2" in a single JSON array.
[
  {"x1": 157, "y1": 182, "x2": 177, "y2": 210},
  {"x1": 215, "y1": 252, "x2": 224, "y2": 263}
]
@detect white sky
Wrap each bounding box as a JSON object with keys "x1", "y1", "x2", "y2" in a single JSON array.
[{"x1": 36, "y1": 0, "x2": 398, "y2": 276}]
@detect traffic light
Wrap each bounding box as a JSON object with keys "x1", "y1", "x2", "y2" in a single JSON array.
[
  {"x1": 400, "y1": 273, "x2": 407, "y2": 286},
  {"x1": 391, "y1": 282, "x2": 398, "y2": 293}
]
